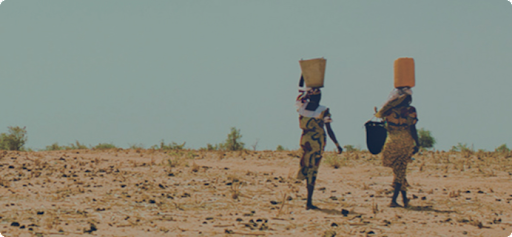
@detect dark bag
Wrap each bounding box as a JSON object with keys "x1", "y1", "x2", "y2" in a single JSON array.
[{"x1": 365, "y1": 120, "x2": 387, "y2": 155}]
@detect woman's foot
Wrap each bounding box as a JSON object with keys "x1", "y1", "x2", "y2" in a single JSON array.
[
  {"x1": 389, "y1": 201, "x2": 402, "y2": 208},
  {"x1": 403, "y1": 197, "x2": 409, "y2": 208},
  {"x1": 306, "y1": 204, "x2": 319, "y2": 210}
]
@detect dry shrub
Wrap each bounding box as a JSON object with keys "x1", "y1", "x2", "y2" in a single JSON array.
[
  {"x1": 323, "y1": 153, "x2": 346, "y2": 169},
  {"x1": 230, "y1": 181, "x2": 243, "y2": 200},
  {"x1": 190, "y1": 162, "x2": 200, "y2": 173},
  {"x1": 167, "y1": 156, "x2": 186, "y2": 168},
  {"x1": 449, "y1": 190, "x2": 461, "y2": 198}
]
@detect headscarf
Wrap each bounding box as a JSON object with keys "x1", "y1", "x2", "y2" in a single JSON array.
[
  {"x1": 375, "y1": 87, "x2": 413, "y2": 118},
  {"x1": 296, "y1": 75, "x2": 328, "y2": 118}
]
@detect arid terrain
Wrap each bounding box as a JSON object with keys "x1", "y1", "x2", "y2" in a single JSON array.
[{"x1": 0, "y1": 149, "x2": 511, "y2": 237}]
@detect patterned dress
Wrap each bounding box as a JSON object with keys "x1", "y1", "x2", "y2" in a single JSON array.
[
  {"x1": 381, "y1": 106, "x2": 418, "y2": 191},
  {"x1": 297, "y1": 109, "x2": 330, "y2": 186}
]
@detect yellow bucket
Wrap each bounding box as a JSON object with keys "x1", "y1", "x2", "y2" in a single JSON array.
[
  {"x1": 299, "y1": 58, "x2": 326, "y2": 88},
  {"x1": 394, "y1": 57, "x2": 415, "y2": 88}
]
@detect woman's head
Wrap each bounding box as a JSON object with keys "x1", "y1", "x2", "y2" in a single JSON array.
[{"x1": 305, "y1": 88, "x2": 321, "y2": 111}]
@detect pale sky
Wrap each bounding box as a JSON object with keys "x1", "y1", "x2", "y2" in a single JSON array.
[{"x1": 0, "y1": 1, "x2": 511, "y2": 151}]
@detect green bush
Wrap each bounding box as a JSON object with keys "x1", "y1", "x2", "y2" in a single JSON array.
[
  {"x1": 206, "y1": 143, "x2": 219, "y2": 151},
  {"x1": 219, "y1": 127, "x2": 244, "y2": 151},
  {"x1": 418, "y1": 128, "x2": 436, "y2": 149},
  {"x1": 93, "y1": 143, "x2": 117, "y2": 150},
  {"x1": 45, "y1": 143, "x2": 64, "y2": 151},
  {"x1": 128, "y1": 143, "x2": 145, "y2": 149},
  {"x1": 67, "y1": 141, "x2": 88, "y2": 150},
  {"x1": 495, "y1": 144, "x2": 510, "y2": 153},
  {"x1": 0, "y1": 126, "x2": 28, "y2": 151},
  {"x1": 276, "y1": 145, "x2": 286, "y2": 151},
  {"x1": 450, "y1": 143, "x2": 472, "y2": 152}
]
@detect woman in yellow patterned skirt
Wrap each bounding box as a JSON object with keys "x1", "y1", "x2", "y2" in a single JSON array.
[
  {"x1": 296, "y1": 81, "x2": 342, "y2": 210},
  {"x1": 376, "y1": 87, "x2": 419, "y2": 208}
]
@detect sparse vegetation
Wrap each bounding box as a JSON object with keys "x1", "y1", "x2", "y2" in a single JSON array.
[
  {"x1": 151, "y1": 140, "x2": 185, "y2": 150},
  {"x1": 0, "y1": 126, "x2": 28, "y2": 151},
  {"x1": 276, "y1": 145, "x2": 286, "y2": 151},
  {"x1": 204, "y1": 143, "x2": 219, "y2": 151},
  {"x1": 128, "y1": 143, "x2": 145, "y2": 149},
  {"x1": 495, "y1": 144, "x2": 510, "y2": 153},
  {"x1": 323, "y1": 153, "x2": 346, "y2": 169},
  {"x1": 92, "y1": 143, "x2": 117, "y2": 150},
  {"x1": 418, "y1": 128, "x2": 436, "y2": 149},
  {"x1": 450, "y1": 143, "x2": 473, "y2": 152},
  {"x1": 343, "y1": 145, "x2": 359, "y2": 152},
  {"x1": 45, "y1": 141, "x2": 88, "y2": 151}
]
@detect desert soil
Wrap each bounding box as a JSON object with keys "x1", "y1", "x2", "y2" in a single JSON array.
[{"x1": 0, "y1": 149, "x2": 511, "y2": 237}]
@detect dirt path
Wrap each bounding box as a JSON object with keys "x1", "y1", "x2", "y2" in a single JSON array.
[{"x1": 0, "y1": 149, "x2": 511, "y2": 236}]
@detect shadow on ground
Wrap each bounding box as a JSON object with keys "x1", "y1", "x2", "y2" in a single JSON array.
[{"x1": 406, "y1": 205, "x2": 456, "y2": 213}]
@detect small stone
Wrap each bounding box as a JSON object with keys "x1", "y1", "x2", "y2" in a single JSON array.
[
  {"x1": 331, "y1": 222, "x2": 338, "y2": 227},
  {"x1": 37, "y1": 211, "x2": 44, "y2": 215},
  {"x1": 11, "y1": 222, "x2": 20, "y2": 227},
  {"x1": 322, "y1": 230, "x2": 336, "y2": 237},
  {"x1": 421, "y1": 196, "x2": 427, "y2": 200},
  {"x1": 341, "y1": 209, "x2": 349, "y2": 216},
  {"x1": 235, "y1": 218, "x2": 243, "y2": 222}
]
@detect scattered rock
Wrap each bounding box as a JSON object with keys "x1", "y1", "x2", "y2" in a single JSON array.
[
  {"x1": 323, "y1": 230, "x2": 336, "y2": 237},
  {"x1": 11, "y1": 222, "x2": 20, "y2": 227},
  {"x1": 341, "y1": 209, "x2": 349, "y2": 217},
  {"x1": 259, "y1": 223, "x2": 268, "y2": 230},
  {"x1": 83, "y1": 223, "x2": 97, "y2": 233}
]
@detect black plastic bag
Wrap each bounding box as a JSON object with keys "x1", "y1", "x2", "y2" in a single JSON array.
[{"x1": 365, "y1": 120, "x2": 387, "y2": 155}]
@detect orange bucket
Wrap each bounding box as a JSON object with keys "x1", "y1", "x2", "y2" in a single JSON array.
[{"x1": 394, "y1": 57, "x2": 415, "y2": 88}]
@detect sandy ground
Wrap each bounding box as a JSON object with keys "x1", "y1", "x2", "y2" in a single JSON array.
[{"x1": 0, "y1": 149, "x2": 511, "y2": 237}]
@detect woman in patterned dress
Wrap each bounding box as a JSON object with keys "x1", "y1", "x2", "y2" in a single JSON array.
[
  {"x1": 376, "y1": 87, "x2": 419, "y2": 208},
  {"x1": 296, "y1": 78, "x2": 343, "y2": 210}
]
